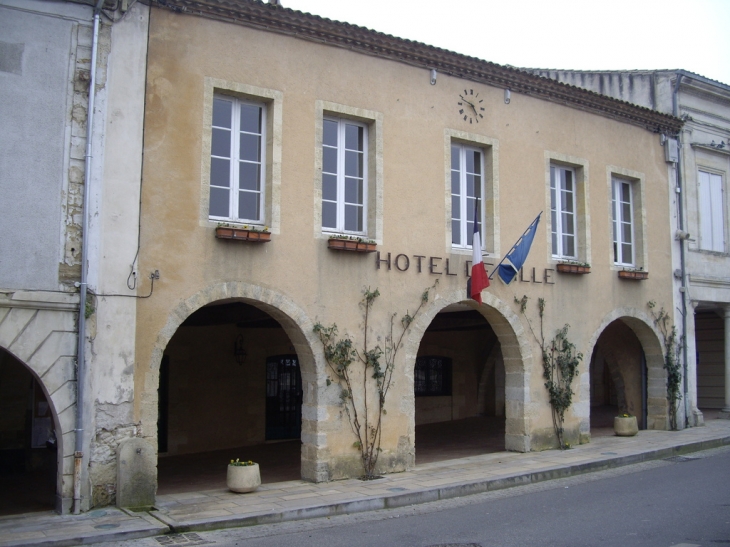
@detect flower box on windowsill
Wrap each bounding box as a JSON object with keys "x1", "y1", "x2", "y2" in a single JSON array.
[
  {"x1": 556, "y1": 263, "x2": 591, "y2": 274},
  {"x1": 327, "y1": 237, "x2": 377, "y2": 253},
  {"x1": 215, "y1": 226, "x2": 271, "y2": 243},
  {"x1": 618, "y1": 269, "x2": 648, "y2": 280}
]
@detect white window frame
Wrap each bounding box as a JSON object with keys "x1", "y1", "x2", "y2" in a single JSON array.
[
  {"x1": 208, "y1": 94, "x2": 266, "y2": 225},
  {"x1": 550, "y1": 164, "x2": 578, "y2": 259},
  {"x1": 698, "y1": 169, "x2": 725, "y2": 253},
  {"x1": 451, "y1": 143, "x2": 485, "y2": 250},
  {"x1": 612, "y1": 177, "x2": 635, "y2": 266},
  {"x1": 321, "y1": 116, "x2": 368, "y2": 235}
]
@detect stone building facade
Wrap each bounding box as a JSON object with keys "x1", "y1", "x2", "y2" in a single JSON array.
[{"x1": 133, "y1": 0, "x2": 682, "y2": 493}]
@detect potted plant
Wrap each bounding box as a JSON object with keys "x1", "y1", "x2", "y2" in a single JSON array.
[
  {"x1": 618, "y1": 267, "x2": 648, "y2": 280},
  {"x1": 556, "y1": 261, "x2": 591, "y2": 274},
  {"x1": 614, "y1": 413, "x2": 638, "y2": 436},
  {"x1": 215, "y1": 223, "x2": 271, "y2": 243},
  {"x1": 327, "y1": 235, "x2": 377, "y2": 253},
  {"x1": 226, "y1": 459, "x2": 261, "y2": 493}
]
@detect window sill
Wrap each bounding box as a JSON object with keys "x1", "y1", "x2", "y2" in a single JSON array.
[
  {"x1": 556, "y1": 263, "x2": 591, "y2": 274},
  {"x1": 327, "y1": 236, "x2": 377, "y2": 253},
  {"x1": 215, "y1": 226, "x2": 271, "y2": 243},
  {"x1": 618, "y1": 269, "x2": 648, "y2": 280}
]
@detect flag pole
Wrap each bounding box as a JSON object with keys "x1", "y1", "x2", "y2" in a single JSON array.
[{"x1": 488, "y1": 211, "x2": 542, "y2": 279}]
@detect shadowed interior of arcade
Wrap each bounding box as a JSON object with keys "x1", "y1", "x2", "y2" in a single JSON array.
[
  {"x1": 156, "y1": 302, "x2": 508, "y2": 495},
  {"x1": 157, "y1": 301, "x2": 303, "y2": 494},
  {"x1": 413, "y1": 305, "x2": 506, "y2": 461},
  {"x1": 589, "y1": 319, "x2": 647, "y2": 435},
  {"x1": 0, "y1": 348, "x2": 57, "y2": 516}
]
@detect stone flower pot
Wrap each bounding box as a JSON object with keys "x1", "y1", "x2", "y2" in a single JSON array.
[
  {"x1": 614, "y1": 415, "x2": 638, "y2": 436},
  {"x1": 226, "y1": 462, "x2": 261, "y2": 493}
]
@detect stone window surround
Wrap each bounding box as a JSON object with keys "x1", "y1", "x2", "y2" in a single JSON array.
[
  {"x1": 544, "y1": 151, "x2": 591, "y2": 265},
  {"x1": 606, "y1": 165, "x2": 648, "y2": 271},
  {"x1": 313, "y1": 101, "x2": 383, "y2": 243},
  {"x1": 200, "y1": 78, "x2": 283, "y2": 234},
  {"x1": 444, "y1": 129, "x2": 500, "y2": 257}
]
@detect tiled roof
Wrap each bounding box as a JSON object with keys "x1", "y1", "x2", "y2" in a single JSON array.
[{"x1": 150, "y1": 0, "x2": 683, "y2": 134}]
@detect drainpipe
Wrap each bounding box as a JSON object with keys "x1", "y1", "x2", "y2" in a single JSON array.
[
  {"x1": 672, "y1": 73, "x2": 690, "y2": 427},
  {"x1": 74, "y1": 0, "x2": 105, "y2": 515}
]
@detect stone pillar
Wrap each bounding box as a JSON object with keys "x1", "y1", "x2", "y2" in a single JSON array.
[
  {"x1": 722, "y1": 306, "x2": 730, "y2": 418},
  {"x1": 685, "y1": 301, "x2": 703, "y2": 427}
]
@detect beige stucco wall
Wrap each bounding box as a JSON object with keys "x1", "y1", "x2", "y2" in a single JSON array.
[{"x1": 136, "y1": 8, "x2": 675, "y2": 482}]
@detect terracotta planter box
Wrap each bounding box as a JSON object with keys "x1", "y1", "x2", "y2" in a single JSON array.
[
  {"x1": 327, "y1": 238, "x2": 377, "y2": 253},
  {"x1": 614, "y1": 415, "x2": 638, "y2": 436},
  {"x1": 215, "y1": 226, "x2": 271, "y2": 242},
  {"x1": 618, "y1": 269, "x2": 648, "y2": 280},
  {"x1": 556, "y1": 263, "x2": 591, "y2": 274},
  {"x1": 227, "y1": 463, "x2": 261, "y2": 493}
]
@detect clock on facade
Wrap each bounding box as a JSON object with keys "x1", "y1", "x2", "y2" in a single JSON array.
[{"x1": 457, "y1": 88, "x2": 485, "y2": 124}]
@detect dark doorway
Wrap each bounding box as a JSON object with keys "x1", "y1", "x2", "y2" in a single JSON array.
[
  {"x1": 0, "y1": 348, "x2": 57, "y2": 515},
  {"x1": 265, "y1": 355, "x2": 302, "y2": 440}
]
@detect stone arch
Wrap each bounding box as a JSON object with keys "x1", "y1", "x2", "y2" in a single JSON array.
[
  {"x1": 404, "y1": 287, "x2": 534, "y2": 452},
  {"x1": 586, "y1": 308, "x2": 668, "y2": 430},
  {"x1": 142, "y1": 282, "x2": 325, "y2": 481},
  {"x1": 0, "y1": 303, "x2": 77, "y2": 512}
]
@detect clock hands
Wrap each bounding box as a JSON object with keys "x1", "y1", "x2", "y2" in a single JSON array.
[{"x1": 459, "y1": 94, "x2": 481, "y2": 121}]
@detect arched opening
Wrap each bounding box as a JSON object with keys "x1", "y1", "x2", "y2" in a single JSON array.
[
  {"x1": 589, "y1": 319, "x2": 652, "y2": 435},
  {"x1": 156, "y1": 300, "x2": 304, "y2": 495},
  {"x1": 412, "y1": 301, "x2": 514, "y2": 464},
  {"x1": 0, "y1": 348, "x2": 58, "y2": 515}
]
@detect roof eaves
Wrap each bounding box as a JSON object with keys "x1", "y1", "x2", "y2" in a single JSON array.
[{"x1": 151, "y1": 0, "x2": 683, "y2": 134}]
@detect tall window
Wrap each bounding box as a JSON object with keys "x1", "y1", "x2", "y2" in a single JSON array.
[
  {"x1": 209, "y1": 95, "x2": 265, "y2": 223},
  {"x1": 698, "y1": 170, "x2": 725, "y2": 252},
  {"x1": 550, "y1": 165, "x2": 577, "y2": 258},
  {"x1": 612, "y1": 177, "x2": 634, "y2": 265},
  {"x1": 451, "y1": 144, "x2": 483, "y2": 248},
  {"x1": 322, "y1": 117, "x2": 367, "y2": 234},
  {"x1": 414, "y1": 356, "x2": 452, "y2": 397}
]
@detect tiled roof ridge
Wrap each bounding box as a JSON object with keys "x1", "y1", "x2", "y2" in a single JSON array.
[{"x1": 151, "y1": 0, "x2": 683, "y2": 134}]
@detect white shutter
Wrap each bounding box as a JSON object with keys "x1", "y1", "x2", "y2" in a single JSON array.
[
  {"x1": 709, "y1": 173, "x2": 724, "y2": 252},
  {"x1": 699, "y1": 171, "x2": 725, "y2": 252}
]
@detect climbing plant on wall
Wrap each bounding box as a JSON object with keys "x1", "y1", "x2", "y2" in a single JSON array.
[
  {"x1": 647, "y1": 301, "x2": 683, "y2": 430},
  {"x1": 314, "y1": 281, "x2": 437, "y2": 479},
  {"x1": 515, "y1": 295, "x2": 583, "y2": 449}
]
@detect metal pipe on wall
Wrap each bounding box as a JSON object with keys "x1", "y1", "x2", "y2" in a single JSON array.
[{"x1": 74, "y1": 0, "x2": 106, "y2": 515}]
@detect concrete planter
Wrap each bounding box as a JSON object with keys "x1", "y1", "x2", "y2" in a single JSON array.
[
  {"x1": 226, "y1": 463, "x2": 261, "y2": 493},
  {"x1": 614, "y1": 415, "x2": 638, "y2": 436}
]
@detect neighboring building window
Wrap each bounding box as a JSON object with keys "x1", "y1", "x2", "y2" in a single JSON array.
[
  {"x1": 698, "y1": 170, "x2": 725, "y2": 252},
  {"x1": 451, "y1": 144, "x2": 484, "y2": 249},
  {"x1": 414, "y1": 356, "x2": 452, "y2": 397},
  {"x1": 612, "y1": 177, "x2": 634, "y2": 265},
  {"x1": 550, "y1": 165, "x2": 577, "y2": 258},
  {"x1": 209, "y1": 95, "x2": 266, "y2": 223},
  {"x1": 322, "y1": 117, "x2": 367, "y2": 234}
]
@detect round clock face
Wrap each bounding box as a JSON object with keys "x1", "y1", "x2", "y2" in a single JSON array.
[{"x1": 457, "y1": 88, "x2": 485, "y2": 124}]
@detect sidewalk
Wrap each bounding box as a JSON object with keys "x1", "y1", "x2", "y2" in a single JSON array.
[{"x1": 2, "y1": 419, "x2": 729, "y2": 547}]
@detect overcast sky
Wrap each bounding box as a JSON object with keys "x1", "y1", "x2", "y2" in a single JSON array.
[{"x1": 283, "y1": 0, "x2": 730, "y2": 86}]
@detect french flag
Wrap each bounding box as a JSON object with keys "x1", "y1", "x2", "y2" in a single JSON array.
[{"x1": 469, "y1": 201, "x2": 489, "y2": 303}]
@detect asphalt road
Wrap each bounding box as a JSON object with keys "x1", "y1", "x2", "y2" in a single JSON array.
[{"x1": 103, "y1": 446, "x2": 730, "y2": 547}]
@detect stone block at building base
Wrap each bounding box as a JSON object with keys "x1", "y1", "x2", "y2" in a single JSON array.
[{"x1": 117, "y1": 438, "x2": 156, "y2": 510}]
